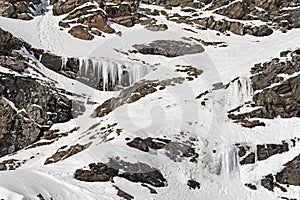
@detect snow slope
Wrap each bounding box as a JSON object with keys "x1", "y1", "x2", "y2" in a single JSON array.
[{"x1": 0, "y1": 1, "x2": 299, "y2": 200}]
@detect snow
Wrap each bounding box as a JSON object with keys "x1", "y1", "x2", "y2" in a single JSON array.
[{"x1": 0, "y1": 1, "x2": 299, "y2": 200}]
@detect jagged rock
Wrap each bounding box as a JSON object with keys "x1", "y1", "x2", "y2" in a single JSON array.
[
  {"x1": 229, "y1": 49, "x2": 300, "y2": 121},
  {"x1": 0, "y1": 28, "x2": 24, "y2": 56},
  {"x1": 133, "y1": 40, "x2": 204, "y2": 57},
  {"x1": 238, "y1": 141, "x2": 292, "y2": 165},
  {"x1": 245, "y1": 183, "x2": 257, "y2": 190},
  {"x1": 127, "y1": 137, "x2": 198, "y2": 162},
  {"x1": 68, "y1": 25, "x2": 94, "y2": 40},
  {"x1": 0, "y1": 0, "x2": 40, "y2": 20},
  {"x1": 187, "y1": 180, "x2": 200, "y2": 189},
  {"x1": 145, "y1": 24, "x2": 168, "y2": 31},
  {"x1": 75, "y1": 158, "x2": 167, "y2": 187},
  {"x1": 240, "y1": 152, "x2": 255, "y2": 165},
  {"x1": 257, "y1": 143, "x2": 289, "y2": 161},
  {"x1": 114, "y1": 186, "x2": 134, "y2": 200},
  {"x1": 0, "y1": 97, "x2": 40, "y2": 157},
  {"x1": 44, "y1": 143, "x2": 91, "y2": 165},
  {"x1": 91, "y1": 78, "x2": 185, "y2": 118},
  {"x1": 40, "y1": 53, "x2": 63, "y2": 71},
  {"x1": 127, "y1": 137, "x2": 167, "y2": 152},
  {"x1": 276, "y1": 154, "x2": 300, "y2": 186}
]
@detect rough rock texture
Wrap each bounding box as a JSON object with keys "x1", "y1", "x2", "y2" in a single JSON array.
[
  {"x1": 0, "y1": 28, "x2": 85, "y2": 157},
  {"x1": 275, "y1": 154, "x2": 300, "y2": 186},
  {"x1": 51, "y1": 0, "x2": 141, "y2": 39},
  {"x1": 0, "y1": 97, "x2": 39, "y2": 157},
  {"x1": 44, "y1": 143, "x2": 91, "y2": 165},
  {"x1": 198, "y1": 16, "x2": 273, "y2": 37},
  {"x1": 261, "y1": 166, "x2": 295, "y2": 192},
  {"x1": 133, "y1": 40, "x2": 205, "y2": 57},
  {"x1": 141, "y1": 0, "x2": 202, "y2": 8},
  {"x1": 237, "y1": 141, "x2": 292, "y2": 165},
  {"x1": 0, "y1": 0, "x2": 44, "y2": 20},
  {"x1": 91, "y1": 78, "x2": 185, "y2": 118},
  {"x1": 74, "y1": 158, "x2": 167, "y2": 187},
  {"x1": 68, "y1": 25, "x2": 94, "y2": 40},
  {"x1": 127, "y1": 137, "x2": 199, "y2": 162},
  {"x1": 229, "y1": 49, "x2": 300, "y2": 121}
]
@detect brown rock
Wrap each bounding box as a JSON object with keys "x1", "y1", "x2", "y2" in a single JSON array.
[{"x1": 68, "y1": 25, "x2": 94, "y2": 40}]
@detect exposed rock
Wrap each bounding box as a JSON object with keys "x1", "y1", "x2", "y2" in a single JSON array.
[
  {"x1": 113, "y1": 186, "x2": 134, "y2": 200},
  {"x1": 198, "y1": 16, "x2": 273, "y2": 36},
  {"x1": 276, "y1": 154, "x2": 300, "y2": 186},
  {"x1": 127, "y1": 137, "x2": 166, "y2": 152},
  {"x1": 127, "y1": 137, "x2": 198, "y2": 163},
  {"x1": 74, "y1": 158, "x2": 167, "y2": 187},
  {"x1": 0, "y1": 159, "x2": 25, "y2": 170},
  {"x1": 68, "y1": 25, "x2": 94, "y2": 40},
  {"x1": 0, "y1": 0, "x2": 42, "y2": 20},
  {"x1": 0, "y1": 96, "x2": 40, "y2": 157},
  {"x1": 145, "y1": 24, "x2": 168, "y2": 31},
  {"x1": 245, "y1": 183, "x2": 257, "y2": 190},
  {"x1": 91, "y1": 78, "x2": 185, "y2": 118},
  {"x1": 44, "y1": 143, "x2": 91, "y2": 165},
  {"x1": 237, "y1": 141, "x2": 293, "y2": 165},
  {"x1": 229, "y1": 49, "x2": 300, "y2": 121},
  {"x1": 187, "y1": 180, "x2": 200, "y2": 189},
  {"x1": 133, "y1": 40, "x2": 204, "y2": 57}
]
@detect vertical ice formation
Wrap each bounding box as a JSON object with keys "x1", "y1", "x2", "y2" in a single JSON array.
[
  {"x1": 74, "y1": 57, "x2": 150, "y2": 91},
  {"x1": 226, "y1": 77, "x2": 252, "y2": 110},
  {"x1": 213, "y1": 147, "x2": 239, "y2": 177}
]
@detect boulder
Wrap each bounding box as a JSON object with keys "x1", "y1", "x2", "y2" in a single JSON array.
[{"x1": 68, "y1": 25, "x2": 94, "y2": 40}]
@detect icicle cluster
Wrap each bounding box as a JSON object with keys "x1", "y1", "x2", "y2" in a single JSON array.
[
  {"x1": 226, "y1": 77, "x2": 252, "y2": 110},
  {"x1": 67, "y1": 57, "x2": 151, "y2": 91}
]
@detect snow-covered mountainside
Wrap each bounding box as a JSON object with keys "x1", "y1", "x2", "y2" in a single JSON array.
[{"x1": 0, "y1": 0, "x2": 299, "y2": 199}]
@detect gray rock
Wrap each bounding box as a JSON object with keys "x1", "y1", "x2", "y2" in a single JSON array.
[{"x1": 133, "y1": 40, "x2": 204, "y2": 57}]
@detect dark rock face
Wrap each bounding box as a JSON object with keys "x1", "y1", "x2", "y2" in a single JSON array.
[
  {"x1": 0, "y1": 74, "x2": 73, "y2": 124},
  {"x1": 51, "y1": 0, "x2": 141, "y2": 39},
  {"x1": 187, "y1": 180, "x2": 200, "y2": 189},
  {"x1": 0, "y1": 28, "x2": 85, "y2": 157},
  {"x1": 91, "y1": 78, "x2": 185, "y2": 118},
  {"x1": 0, "y1": 97, "x2": 39, "y2": 157},
  {"x1": 114, "y1": 186, "x2": 134, "y2": 200},
  {"x1": 0, "y1": 72, "x2": 84, "y2": 157},
  {"x1": 237, "y1": 141, "x2": 291, "y2": 165},
  {"x1": 133, "y1": 40, "x2": 205, "y2": 57},
  {"x1": 198, "y1": 16, "x2": 273, "y2": 37},
  {"x1": 229, "y1": 49, "x2": 300, "y2": 121},
  {"x1": 276, "y1": 154, "x2": 300, "y2": 186},
  {"x1": 127, "y1": 137, "x2": 199, "y2": 162},
  {"x1": 74, "y1": 158, "x2": 167, "y2": 187},
  {"x1": 0, "y1": 28, "x2": 24, "y2": 56},
  {"x1": 0, "y1": 0, "x2": 44, "y2": 20}
]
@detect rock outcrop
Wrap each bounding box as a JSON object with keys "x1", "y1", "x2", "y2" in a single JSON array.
[
  {"x1": 229, "y1": 49, "x2": 300, "y2": 121},
  {"x1": 74, "y1": 158, "x2": 167, "y2": 187},
  {"x1": 133, "y1": 40, "x2": 205, "y2": 57},
  {"x1": 0, "y1": 0, "x2": 46, "y2": 20}
]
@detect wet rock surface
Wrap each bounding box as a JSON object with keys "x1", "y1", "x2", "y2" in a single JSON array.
[
  {"x1": 74, "y1": 158, "x2": 167, "y2": 187},
  {"x1": 133, "y1": 40, "x2": 205, "y2": 57}
]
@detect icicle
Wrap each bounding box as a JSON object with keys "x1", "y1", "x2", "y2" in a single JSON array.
[{"x1": 61, "y1": 57, "x2": 68, "y2": 71}]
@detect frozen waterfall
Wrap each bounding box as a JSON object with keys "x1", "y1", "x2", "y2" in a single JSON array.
[
  {"x1": 65, "y1": 57, "x2": 151, "y2": 91},
  {"x1": 226, "y1": 77, "x2": 252, "y2": 110}
]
